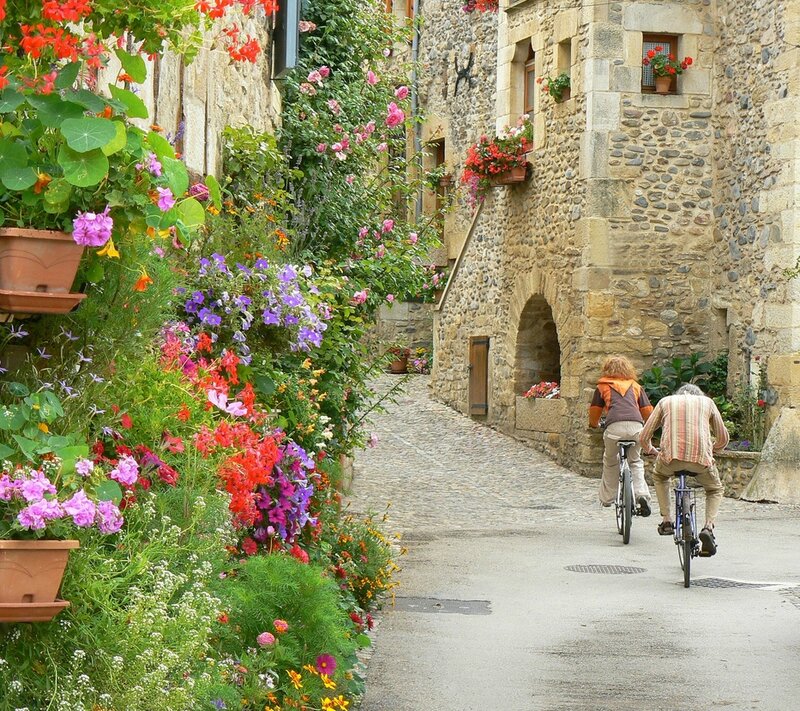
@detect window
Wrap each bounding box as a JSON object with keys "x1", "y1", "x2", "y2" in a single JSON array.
[
  {"x1": 641, "y1": 33, "x2": 678, "y2": 93},
  {"x1": 405, "y1": 0, "x2": 414, "y2": 18},
  {"x1": 430, "y1": 138, "x2": 447, "y2": 237},
  {"x1": 523, "y1": 46, "x2": 536, "y2": 115}
]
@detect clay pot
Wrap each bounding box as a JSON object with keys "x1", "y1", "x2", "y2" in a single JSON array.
[
  {"x1": 491, "y1": 163, "x2": 529, "y2": 186},
  {"x1": 389, "y1": 356, "x2": 408, "y2": 374},
  {"x1": 0, "y1": 539, "x2": 79, "y2": 604},
  {"x1": 556, "y1": 86, "x2": 571, "y2": 103},
  {"x1": 654, "y1": 76, "x2": 672, "y2": 94},
  {"x1": 0, "y1": 540, "x2": 78, "y2": 622},
  {"x1": 0, "y1": 228, "x2": 87, "y2": 314}
]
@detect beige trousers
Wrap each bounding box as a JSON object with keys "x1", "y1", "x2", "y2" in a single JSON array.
[
  {"x1": 599, "y1": 421, "x2": 651, "y2": 506},
  {"x1": 652, "y1": 458, "x2": 724, "y2": 526}
]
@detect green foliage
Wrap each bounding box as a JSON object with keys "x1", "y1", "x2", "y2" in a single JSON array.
[
  {"x1": 209, "y1": 553, "x2": 361, "y2": 703},
  {"x1": 540, "y1": 71, "x2": 571, "y2": 102},
  {"x1": 641, "y1": 352, "x2": 714, "y2": 403}
]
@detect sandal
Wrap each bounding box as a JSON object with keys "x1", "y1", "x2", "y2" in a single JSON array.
[
  {"x1": 698, "y1": 527, "x2": 717, "y2": 557},
  {"x1": 657, "y1": 521, "x2": 674, "y2": 536}
]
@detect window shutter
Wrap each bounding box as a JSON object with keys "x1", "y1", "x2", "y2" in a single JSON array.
[{"x1": 274, "y1": 0, "x2": 300, "y2": 79}]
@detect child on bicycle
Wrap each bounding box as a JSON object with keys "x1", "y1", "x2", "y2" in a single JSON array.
[{"x1": 589, "y1": 355, "x2": 654, "y2": 516}]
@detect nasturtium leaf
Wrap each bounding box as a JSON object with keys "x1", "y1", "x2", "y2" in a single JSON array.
[
  {"x1": 205, "y1": 174, "x2": 222, "y2": 209},
  {"x1": 44, "y1": 179, "x2": 72, "y2": 205},
  {"x1": 6, "y1": 382, "x2": 30, "y2": 397},
  {"x1": 0, "y1": 444, "x2": 13, "y2": 460},
  {"x1": 254, "y1": 375, "x2": 276, "y2": 396},
  {"x1": 41, "y1": 390, "x2": 64, "y2": 417},
  {"x1": 26, "y1": 95, "x2": 84, "y2": 128},
  {"x1": 85, "y1": 259, "x2": 105, "y2": 283},
  {"x1": 101, "y1": 120, "x2": 128, "y2": 156},
  {"x1": 55, "y1": 62, "x2": 81, "y2": 90},
  {"x1": 108, "y1": 85, "x2": 149, "y2": 119},
  {"x1": 12, "y1": 435, "x2": 39, "y2": 462},
  {"x1": 0, "y1": 90, "x2": 25, "y2": 114},
  {"x1": 60, "y1": 117, "x2": 117, "y2": 153},
  {"x1": 0, "y1": 139, "x2": 28, "y2": 171},
  {"x1": 58, "y1": 145, "x2": 109, "y2": 187},
  {"x1": 355, "y1": 634, "x2": 372, "y2": 647},
  {"x1": 115, "y1": 49, "x2": 148, "y2": 84},
  {"x1": 0, "y1": 166, "x2": 37, "y2": 191},
  {"x1": 96, "y1": 479, "x2": 123, "y2": 504},
  {"x1": 65, "y1": 89, "x2": 107, "y2": 113},
  {"x1": 54, "y1": 444, "x2": 90, "y2": 475},
  {"x1": 46, "y1": 435, "x2": 71, "y2": 449},
  {"x1": 146, "y1": 131, "x2": 175, "y2": 160},
  {"x1": 161, "y1": 156, "x2": 189, "y2": 197},
  {"x1": 176, "y1": 197, "x2": 205, "y2": 228}
]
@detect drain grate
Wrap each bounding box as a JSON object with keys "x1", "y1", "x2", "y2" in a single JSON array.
[
  {"x1": 392, "y1": 596, "x2": 491, "y2": 615},
  {"x1": 692, "y1": 577, "x2": 785, "y2": 590},
  {"x1": 565, "y1": 564, "x2": 646, "y2": 575}
]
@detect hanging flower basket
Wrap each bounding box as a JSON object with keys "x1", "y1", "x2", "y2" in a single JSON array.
[
  {"x1": 490, "y1": 164, "x2": 529, "y2": 186},
  {"x1": 0, "y1": 228, "x2": 87, "y2": 315},
  {"x1": 0, "y1": 539, "x2": 79, "y2": 622}
]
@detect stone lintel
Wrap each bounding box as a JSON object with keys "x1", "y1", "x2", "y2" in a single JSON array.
[{"x1": 622, "y1": 4, "x2": 703, "y2": 35}]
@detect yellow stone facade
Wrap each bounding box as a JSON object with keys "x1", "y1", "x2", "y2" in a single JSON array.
[{"x1": 423, "y1": 0, "x2": 800, "y2": 479}]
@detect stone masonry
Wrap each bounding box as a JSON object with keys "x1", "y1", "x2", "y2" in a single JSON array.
[{"x1": 425, "y1": 0, "x2": 800, "y2": 484}]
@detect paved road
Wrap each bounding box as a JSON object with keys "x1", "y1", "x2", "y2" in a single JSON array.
[{"x1": 348, "y1": 375, "x2": 800, "y2": 711}]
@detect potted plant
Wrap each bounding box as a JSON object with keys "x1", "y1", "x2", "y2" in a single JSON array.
[
  {"x1": 0, "y1": 383, "x2": 129, "y2": 622},
  {"x1": 538, "y1": 72, "x2": 571, "y2": 103},
  {"x1": 642, "y1": 47, "x2": 694, "y2": 94},
  {"x1": 461, "y1": 115, "x2": 532, "y2": 204},
  {"x1": 0, "y1": 0, "x2": 245, "y2": 315},
  {"x1": 523, "y1": 381, "x2": 560, "y2": 399},
  {"x1": 387, "y1": 345, "x2": 411, "y2": 374},
  {"x1": 462, "y1": 0, "x2": 499, "y2": 12}
]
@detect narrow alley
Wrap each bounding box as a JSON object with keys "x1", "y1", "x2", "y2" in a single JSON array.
[{"x1": 350, "y1": 376, "x2": 800, "y2": 711}]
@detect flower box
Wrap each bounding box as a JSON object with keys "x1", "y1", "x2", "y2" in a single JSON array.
[
  {"x1": 490, "y1": 164, "x2": 529, "y2": 186},
  {"x1": 0, "y1": 539, "x2": 79, "y2": 622},
  {"x1": 515, "y1": 395, "x2": 567, "y2": 433},
  {"x1": 0, "y1": 228, "x2": 87, "y2": 314}
]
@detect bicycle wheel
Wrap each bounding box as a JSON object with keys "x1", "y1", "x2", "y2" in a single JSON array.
[
  {"x1": 622, "y1": 463, "x2": 633, "y2": 544},
  {"x1": 615, "y1": 473, "x2": 624, "y2": 535},
  {"x1": 681, "y1": 491, "x2": 692, "y2": 587},
  {"x1": 682, "y1": 537, "x2": 692, "y2": 588}
]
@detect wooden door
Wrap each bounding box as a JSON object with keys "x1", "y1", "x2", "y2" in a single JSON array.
[{"x1": 469, "y1": 337, "x2": 489, "y2": 416}]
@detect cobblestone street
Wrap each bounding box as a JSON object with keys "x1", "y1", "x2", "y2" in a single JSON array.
[{"x1": 350, "y1": 375, "x2": 800, "y2": 711}]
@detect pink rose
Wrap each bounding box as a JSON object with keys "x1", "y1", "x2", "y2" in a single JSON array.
[
  {"x1": 382, "y1": 219, "x2": 394, "y2": 233},
  {"x1": 318, "y1": 65, "x2": 331, "y2": 78},
  {"x1": 394, "y1": 85, "x2": 409, "y2": 99},
  {"x1": 345, "y1": 175, "x2": 355, "y2": 185},
  {"x1": 376, "y1": 142, "x2": 388, "y2": 152},
  {"x1": 327, "y1": 99, "x2": 341, "y2": 115},
  {"x1": 316, "y1": 143, "x2": 327, "y2": 153},
  {"x1": 386, "y1": 294, "x2": 395, "y2": 303},
  {"x1": 366, "y1": 70, "x2": 378, "y2": 85},
  {"x1": 307, "y1": 70, "x2": 323, "y2": 84},
  {"x1": 408, "y1": 232, "x2": 418, "y2": 244},
  {"x1": 385, "y1": 102, "x2": 405, "y2": 128},
  {"x1": 350, "y1": 289, "x2": 368, "y2": 305},
  {"x1": 358, "y1": 226, "x2": 369, "y2": 238}
]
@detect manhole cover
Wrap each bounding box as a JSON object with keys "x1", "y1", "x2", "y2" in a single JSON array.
[
  {"x1": 392, "y1": 597, "x2": 491, "y2": 615},
  {"x1": 692, "y1": 577, "x2": 780, "y2": 589},
  {"x1": 565, "y1": 564, "x2": 646, "y2": 575}
]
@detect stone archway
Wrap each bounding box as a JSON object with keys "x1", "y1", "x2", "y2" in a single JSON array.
[{"x1": 514, "y1": 294, "x2": 561, "y2": 396}]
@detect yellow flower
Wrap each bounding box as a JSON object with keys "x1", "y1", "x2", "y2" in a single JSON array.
[
  {"x1": 302, "y1": 358, "x2": 312, "y2": 369},
  {"x1": 97, "y1": 238, "x2": 120, "y2": 259},
  {"x1": 302, "y1": 663, "x2": 318, "y2": 676},
  {"x1": 207, "y1": 205, "x2": 220, "y2": 215},
  {"x1": 333, "y1": 696, "x2": 350, "y2": 710},
  {"x1": 288, "y1": 669, "x2": 303, "y2": 689},
  {"x1": 277, "y1": 383, "x2": 287, "y2": 393},
  {"x1": 320, "y1": 674, "x2": 336, "y2": 689},
  {"x1": 322, "y1": 700, "x2": 335, "y2": 711}
]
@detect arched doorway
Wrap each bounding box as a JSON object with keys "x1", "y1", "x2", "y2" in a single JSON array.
[{"x1": 515, "y1": 294, "x2": 560, "y2": 396}]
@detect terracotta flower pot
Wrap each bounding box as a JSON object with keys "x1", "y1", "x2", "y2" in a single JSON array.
[
  {"x1": 491, "y1": 163, "x2": 529, "y2": 186},
  {"x1": 0, "y1": 228, "x2": 87, "y2": 315},
  {"x1": 0, "y1": 539, "x2": 79, "y2": 604},
  {"x1": 654, "y1": 76, "x2": 672, "y2": 94},
  {"x1": 389, "y1": 355, "x2": 408, "y2": 374}
]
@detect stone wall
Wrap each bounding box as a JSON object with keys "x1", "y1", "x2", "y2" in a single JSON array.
[
  {"x1": 711, "y1": 0, "x2": 800, "y2": 407},
  {"x1": 715, "y1": 450, "x2": 760, "y2": 498},
  {"x1": 98, "y1": 12, "x2": 280, "y2": 179},
  {"x1": 373, "y1": 302, "x2": 435, "y2": 351}
]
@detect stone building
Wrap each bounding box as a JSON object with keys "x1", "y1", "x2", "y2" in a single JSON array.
[{"x1": 418, "y1": 0, "x2": 800, "y2": 494}]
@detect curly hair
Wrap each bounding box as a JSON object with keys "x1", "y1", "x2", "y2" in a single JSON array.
[{"x1": 600, "y1": 355, "x2": 638, "y2": 380}]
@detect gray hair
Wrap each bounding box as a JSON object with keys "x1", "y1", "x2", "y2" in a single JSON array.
[{"x1": 675, "y1": 383, "x2": 704, "y2": 396}]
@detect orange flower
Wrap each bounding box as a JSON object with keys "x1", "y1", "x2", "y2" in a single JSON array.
[
  {"x1": 133, "y1": 270, "x2": 153, "y2": 292},
  {"x1": 117, "y1": 72, "x2": 134, "y2": 83},
  {"x1": 33, "y1": 173, "x2": 51, "y2": 194}
]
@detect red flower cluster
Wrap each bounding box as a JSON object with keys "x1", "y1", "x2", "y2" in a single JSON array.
[
  {"x1": 642, "y1": 46, "x2": 694, "y2": 77},
  {"x1": 222, "y1": 24, "x2": 261, "y2": 63},
  {"x1": 41, "y1": 0, "x2": 93, "y2": 22}
]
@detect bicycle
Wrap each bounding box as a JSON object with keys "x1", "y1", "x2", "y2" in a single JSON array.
[
  {"x1": 673, "y1": 470, "x2": 701, "y2": 588},
  {"x1": 614, "y1": 440, "x2": 639, "y2": 544}
]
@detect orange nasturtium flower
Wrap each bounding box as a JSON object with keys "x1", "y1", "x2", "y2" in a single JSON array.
[
  {"x1": 287, "y1": 670, "x2": 303, "y2": 689},
  {"x1": 133, "y1": 270, "x2": 153, "y2": 292},
  {"x1": 96, "y1": 238, "x2": 120, "y2": 259},
  {"x1": 33, "y1": 173, "x2": 52, "y2": 194}
]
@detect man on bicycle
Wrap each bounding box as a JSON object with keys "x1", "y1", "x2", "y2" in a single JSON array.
[{"x1": 639, "y1": 383, "x2": 729, "y2": 556}]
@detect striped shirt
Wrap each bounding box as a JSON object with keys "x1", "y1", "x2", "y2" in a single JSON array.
[{"x1": 639, "y1": 394, "x2": 730, "y2": 467}]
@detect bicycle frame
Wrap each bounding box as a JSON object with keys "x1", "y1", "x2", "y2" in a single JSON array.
[
  {"x1": 615, "y1": 440, "x2": 637, "y2": 544},
  {"x1": 673, "y1": 471, "x2": 699, "y2": 587}
]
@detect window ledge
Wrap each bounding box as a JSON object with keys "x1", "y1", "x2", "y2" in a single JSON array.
[
  {"x1": 629, "y1": 93, "x2": 690, "y2": 109},
  {"x1": 504, "y1": 0, "x2": 540, "y2": 13}
]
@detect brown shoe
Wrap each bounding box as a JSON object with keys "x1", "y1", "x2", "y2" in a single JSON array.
[{"x1": 657, "y1": 521, "x2": 674, "y2": 536}]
